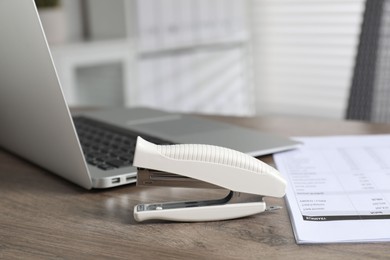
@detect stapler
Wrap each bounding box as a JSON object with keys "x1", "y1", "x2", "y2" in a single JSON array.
[{"x1": 132, "y1": 137, "x2": 286, "y2": 222}]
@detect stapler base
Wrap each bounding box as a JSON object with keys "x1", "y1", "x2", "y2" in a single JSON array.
[{"x1": 134, "y1": 191, "x2": 267, "y2": 222}]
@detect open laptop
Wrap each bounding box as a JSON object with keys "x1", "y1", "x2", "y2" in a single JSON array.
[{"x1": 0, "y1": 0, "x2": 299, "y2": 189}]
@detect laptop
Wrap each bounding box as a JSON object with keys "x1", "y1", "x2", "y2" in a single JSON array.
[{"x1": 0, "y1": 0, "x2": 299, "y2": 189}]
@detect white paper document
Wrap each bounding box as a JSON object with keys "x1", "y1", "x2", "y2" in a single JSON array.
[{"x1": 273, "y1": 135, "x2": 390, "y2": 244}]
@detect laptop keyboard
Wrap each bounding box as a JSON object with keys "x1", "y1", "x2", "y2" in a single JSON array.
[{"x1": 73, "y1": 117, "x2": 172, "y2": 171}]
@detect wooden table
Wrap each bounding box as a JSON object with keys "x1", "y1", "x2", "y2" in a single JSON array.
[{"x1": 1, "y1": 114, "x2": 390, "y2": 259}]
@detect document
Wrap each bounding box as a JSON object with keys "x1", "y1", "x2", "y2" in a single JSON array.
[{"x1": 273, "y1": 135, "x2": 390, "y2": 244}]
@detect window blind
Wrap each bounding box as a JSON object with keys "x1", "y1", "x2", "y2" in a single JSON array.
[{"x1": 250, "y1": 0, "x2": 365, "y2": 119}]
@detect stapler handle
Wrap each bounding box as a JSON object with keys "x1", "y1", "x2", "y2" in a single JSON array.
[{"x1": 133, "y1": 137, "x2": 286, "y2": 198}]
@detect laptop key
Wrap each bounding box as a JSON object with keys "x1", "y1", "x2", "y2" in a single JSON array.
[
  {"x1": 106, "y1": 159, "x2": 128, "y2": 168},
  {"x1": 97, "y1": 164, "x2": 115, "y2": 170}
]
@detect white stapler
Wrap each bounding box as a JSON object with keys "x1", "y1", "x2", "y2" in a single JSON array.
[{"x1": 132, "y1": 137, "x2": 286, "y2": 222}]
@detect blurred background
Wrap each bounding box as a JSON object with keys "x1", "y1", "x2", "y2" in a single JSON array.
[{"x1": 36, "y1": 0, "x2": 366, "y2": 119}]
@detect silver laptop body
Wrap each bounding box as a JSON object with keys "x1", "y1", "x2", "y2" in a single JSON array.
[{"x1": 0, "y1": 0, "x2": 299, "y2": 189}]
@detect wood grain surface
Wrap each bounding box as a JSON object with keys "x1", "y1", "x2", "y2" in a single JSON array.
[{"x1": 1, "y1": 113, "x2": 390, "y2": 259}]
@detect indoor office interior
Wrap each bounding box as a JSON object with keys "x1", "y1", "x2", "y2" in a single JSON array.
[
  {"x1": 38, "y1": 0, "x2": 390, "y2": 123},
  {"x1": 3, "y1": 1, "x2": 390, "y2": 256}
]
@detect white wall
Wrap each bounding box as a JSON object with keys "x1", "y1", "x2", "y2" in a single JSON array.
[{"x1": 250, "y1": 0, "x2": 365, "y2": 119}]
